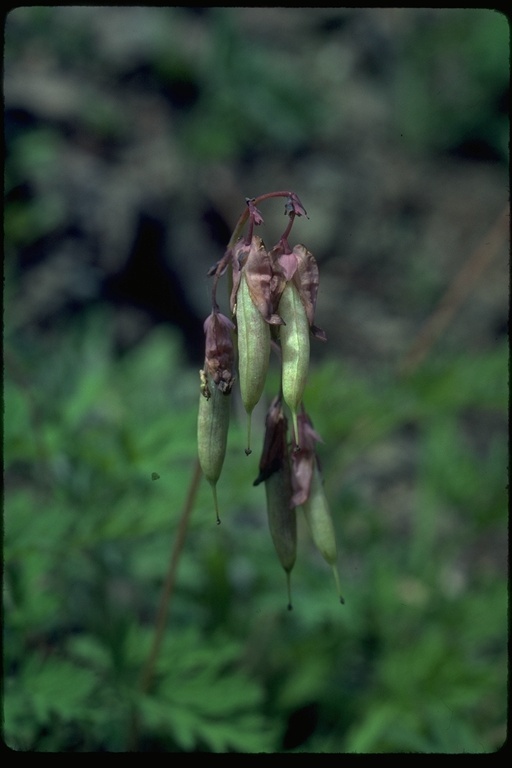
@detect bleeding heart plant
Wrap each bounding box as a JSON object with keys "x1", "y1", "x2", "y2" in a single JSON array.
[{"x1": 198, "y1": 191, "x2": 343, "y2": 608}]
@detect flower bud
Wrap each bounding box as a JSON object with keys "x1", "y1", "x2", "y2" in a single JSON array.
[
  {"x1": 302, "y1": 463, "x2": 344, "y2": 604},
  {"x1": 197, "y1": 369, "x2": 231, "y2": 524},
  {"x1": 236, "y1": 273, "x2": 271, "y2": 455},
  {"x1": 278, "y1": 281, "x2": 310, "y2": 449}
]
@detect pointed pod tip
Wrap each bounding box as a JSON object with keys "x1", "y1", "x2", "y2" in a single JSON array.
[
  {"x1": 331, "y1": 564, "x2": 344, "y2": 605},
  {"x1": 245, "y1": 413, "x2": 253, "y2": 457},
  {"x1": 290, "y1": 410, "x2": 300, "y2": 451},
  {"x1": 285, "y1": 572, "x2": 293, "y2": 612},
  {"x1": 211, "y1": 484, "x2": 221, "y2": 525}
]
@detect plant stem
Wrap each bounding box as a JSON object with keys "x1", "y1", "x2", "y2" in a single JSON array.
[
  {"x1": 130, "y1": 457, "x2": 203, "y2": 749},
  {"x1": 227, "y1": 191, "x2": 294, "y2": 248},
  {"x1": 398, "y1": 204, "x2": 508, "y2": 376}
]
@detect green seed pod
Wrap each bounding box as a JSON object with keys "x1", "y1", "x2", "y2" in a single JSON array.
[
  {"x1": 236, "y1": 274, "x2": 271, "y2": 455},
  {"x1": 197, "y1": 370, "x2": 231, "y2": 524},
  {"x1": 302, "y1": 464, "x2": 345, "y2": 604},
  {"x1": 265, "y1": 461, "x2": 297, "y2": 610},
  {"x1": 278, "y1": 281, "x2": 310, "y2": 448}
]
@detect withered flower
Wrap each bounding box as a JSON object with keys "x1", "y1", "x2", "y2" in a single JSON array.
[
  {"x1": 246, "y1": 197, "x2": 264, "y2": 225},
  {"x1": 203, "y1": 310, "x2": 236, "y2": 394},
  {"x1": 291, "y1": 245, "x2": 319, "y2": 326},
  {"x1": 253, "y1": 396, "x2": 288, "y2": 486},
  {"x1": 292, "y1": 244, "x2": 326, "y2": 341},
  {"x1": 254, "y1": 397, "x2": 296, "y2": 610},
  {"x1": 270, "y1": 240, "x2": 298, "y2": 284},
  {"x1": 270, "y1": 240, "x2": 326, "y2": 342},
  {"x1": 234, "y1": 235, "x2": 283, "y2": 325},
  {"x1": 290, "y1": 411, "x2": 323, "y2": 507},
  {"x1": 284, "y1": 192, "x2": 308, "y2": 219}
]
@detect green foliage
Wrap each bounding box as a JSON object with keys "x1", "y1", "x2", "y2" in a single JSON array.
[
  {"x1": 139, "y1": 627, "x2": 275, "y2": 752},
  {"x1": 4, "y1": 308, "x2": 507, "y2": 752},
  {"x1": 4, "y1": 315, "x2": 276, "y2": 752},
  {"x1": 395, "y1": 9, "x2": 509, "y2": 159}
]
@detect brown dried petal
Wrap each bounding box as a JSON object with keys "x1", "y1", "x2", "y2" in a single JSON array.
[
  {"x1": 290, "y1": 451, "x2": 315, "y2": 507},
  {"x1": 290, "y1": 411, "x2": 323, "y2": 506},
  {"x1": 268, "y1": 243, "x2": 287, "y2": 314},
  {"x1": 292, "y1": 244, "x2": 319, "y2": 327},
  {"x1": 246, "y1": 197, "x2": 264, "y2": 225},
  {"x1": 203, "y1": 310, "x2": 236, "y2": 393},
  {"x1": 253, "y1": 397, "x2": 288, "y2": 485},
  {"x1": 285, "y1": 193, "x2": 308, "y2": 219},
  {"x1": 277, "y1": 251, "x2": 299, "y2": 283},
  {"x1": 244, "y1": 236, "x2": 283, "y2": 325},
  {"x1": 311, "y1": 324, "x2": 327, "y2": 342},
  {"x1": 230, "y1": 239, "x2": 250, "y2": 313}
]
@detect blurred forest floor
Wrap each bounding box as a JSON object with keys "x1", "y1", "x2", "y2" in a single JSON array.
[{"x1": 5, "y1": 7, "x2": 508, "y2": 364}]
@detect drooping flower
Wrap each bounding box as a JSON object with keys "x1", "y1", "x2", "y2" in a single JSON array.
[
  {"x1": 284, "y1": 192, "x2": 308, "y2": 219},
  {"x1": 203, "y1": 309, "x2": 236, "y2": 394},
  {"x1": 246, "y1": 197, "x2": 264, "y2": 225},
  {"x1": 232, "y1": 235, "x2": 283, "y2": 325},
  {"x1": 290, "y1": 411, "x2": 323, "y2": 507},
  {"x1": 253, "y1": 396, "x2": 289, "y2": 486}
]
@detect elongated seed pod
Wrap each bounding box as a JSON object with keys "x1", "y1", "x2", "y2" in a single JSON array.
[
  {"x1": 197, "y1": 371, "x2": 231, "y2": 524},
  {"x1": 302, "y1": 465, "x2": 344, "y2": 604},
  {"x1": 265, "y1": 463, "x2": 297, "y2": 610},
  {"x1": 236, "y1": 274, "x2": 271, "y2": 455},
  {"x1": 278, "y1": 282, "x2": 310, "y2": 448}
]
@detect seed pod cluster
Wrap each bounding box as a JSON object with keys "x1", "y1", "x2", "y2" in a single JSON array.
[{"x1": 196, "y1": 191, "x2": 343, "y2": 607}]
